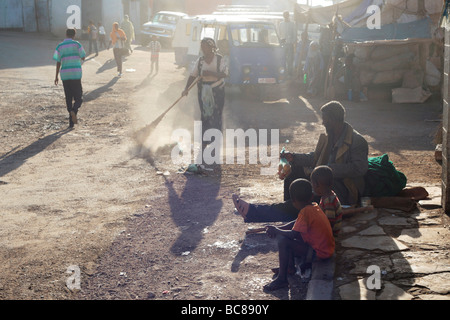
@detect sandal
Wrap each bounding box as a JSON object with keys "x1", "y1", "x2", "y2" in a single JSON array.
[{"x1": 232, "y1": 194, "x2": 249, "y2": 219}]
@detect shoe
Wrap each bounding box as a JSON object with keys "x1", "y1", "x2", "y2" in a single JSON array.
[
  {"x1": 118, "y1": 72, "x2": 122, "y2": 77},
  {"x1": 70, "y1": 111, "x2": 77, "y2": 125},
  {"x1": 263, "y1": 279, "x2": 289, "y2": 291}
]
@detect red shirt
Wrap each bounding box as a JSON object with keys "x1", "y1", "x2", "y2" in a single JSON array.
[
  {"x1": 293, "y1": 203, "x2": 335, "y2": 259},
  {"x1": 319, "y1": 191, "x2": 343, "y2": 237}
]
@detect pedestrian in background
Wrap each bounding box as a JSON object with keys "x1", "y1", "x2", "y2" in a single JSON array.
[
  {"x1": 53, "y1": 28, "x2": 86, "y2": 128},
  {"x1": 121, "y1": 15, "x2": 135, "y2": 54},
  {"x1": 98, "y1": 22, "x2": 107, "y2": 49},
  {"x1": 278, "y1": 11, "x2": 297, "y2": 77},
  {"x1": 87, "y1": 20, "x2": 98, "y2": 56},
  {"x1": 149, "y1": 35, "x2": 161, "y2": 74},
  {"x1": 108, "y1": 22, "x2": 127, "y2": 77}
]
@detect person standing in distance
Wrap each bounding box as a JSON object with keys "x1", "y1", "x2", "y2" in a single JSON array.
[
  {"x1": 53, "y1": 28, "x2": 86, "y2": 128},
  {"x1": 278, "y1": 11, "x2": 296, "y2": 77}
]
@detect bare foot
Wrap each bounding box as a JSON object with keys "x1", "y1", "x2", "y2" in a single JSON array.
[{"x1": 232, "y1": 194, "x2": 249, "y2": 219}]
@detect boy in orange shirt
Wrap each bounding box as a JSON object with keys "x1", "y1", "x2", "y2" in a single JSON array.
[{"x1": 264, "y1": 178, "x2": 335, "y2": 291}]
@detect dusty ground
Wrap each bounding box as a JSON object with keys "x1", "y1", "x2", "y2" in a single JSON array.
[{"x1": 0, "y1": 31, "x2": 444, "y2": 300}]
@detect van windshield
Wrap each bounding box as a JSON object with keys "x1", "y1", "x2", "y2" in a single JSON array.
[
  {"x1": 230, "y1": 23, "x2": 280, "y2": 47},
  {"x1": 153, "y1": 14, "x2": 178, "y2": 24}
]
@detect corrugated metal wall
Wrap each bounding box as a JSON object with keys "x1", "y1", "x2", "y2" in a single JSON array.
[
  {"x1": 0, "y1": 0, "x2": 23, "y2": 29},
  {"x1": 0, "y1": 0, "x2": 50, "y2": 32}
]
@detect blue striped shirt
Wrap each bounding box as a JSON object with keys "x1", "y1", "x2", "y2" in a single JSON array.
[{"x1": 53, "y1": 38, "x2": 86, "y2": 81}]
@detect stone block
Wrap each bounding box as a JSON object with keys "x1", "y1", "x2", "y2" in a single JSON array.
[
  {"x1": 311, "y1": 255, "x2": 335, "y2": 281},
  {"x1": 378, "y1": 282, "x2": 414, "y2": 300},
  {"x1": 338, "y1": 278, "x2": 376, "y2": 300},
  {"x1": 306, "y1": 279, "x2": 334, "y2": 300},
  {"x1": 341, "y1": 235, "x2": 409, "y2": 252}
]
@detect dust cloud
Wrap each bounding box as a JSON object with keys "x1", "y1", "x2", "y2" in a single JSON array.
[{"x1": 130, "y1": 74, "x2": 199, "y2": 160}]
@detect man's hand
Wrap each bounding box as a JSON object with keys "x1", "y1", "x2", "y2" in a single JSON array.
[
  {"x1": 266, "y1": 226, "x2": 278, "y2": 239},
  {"x1": 54, "y1": 77, "x2": 59, "y2": 86},
  {"x1": 281, "y1": 151, "x2": 294, "y2": 162}
]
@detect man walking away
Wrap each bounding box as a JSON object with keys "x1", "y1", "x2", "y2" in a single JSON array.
[{"x1": 53, "y1": 28, "x2": 86, "y2": 128}]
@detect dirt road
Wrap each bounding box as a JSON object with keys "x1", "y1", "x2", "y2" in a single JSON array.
[{"x1": 0, "y1": 31, "x2": 443, "y2": 300}]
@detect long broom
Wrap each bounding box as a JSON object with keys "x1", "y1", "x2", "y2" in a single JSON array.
[{"x1": 133, "y1": 77, "x2": 200, "y2": 143}]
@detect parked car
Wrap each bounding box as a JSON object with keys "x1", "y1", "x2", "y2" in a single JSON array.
[{"x1": 141, "y1": 11, "x2": 188, "y2": 47}]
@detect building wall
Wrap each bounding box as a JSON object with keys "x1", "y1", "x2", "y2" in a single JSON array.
[
  {"x1": 0, "y1": 0, "x2": 50, "y2": 32},
  {"x1": 123, "y1": 0, "x2": 150, "y2": 35},
  {"x1": 0, "y1": 0, "x2": 25, "y2": 29},
  {"x1": 152, "y1": 0, "x2": 184, "y2": 13},
  {"x1": 81, "y1": 0, "x2": 102, "y2": 30},
  {"x1": 231, "y1": 0, "x2": 292, "y2": 12},
  {"x1": 185, "y1": 0, "x2": 231, "y2": 15},
  {"x1": 50, "y1": 0, "x2": 82, "y2": 37},
  {"x1": 442, "y1": 17, "x2": 450, "y2": 212},
  {"x1": 101, "y1": 0, "x2": 123, "y2": 36}
]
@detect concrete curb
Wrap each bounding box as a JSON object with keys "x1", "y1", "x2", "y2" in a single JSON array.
[{"x1": 306, "y1": 255, "x2": 336, "y2": 300}]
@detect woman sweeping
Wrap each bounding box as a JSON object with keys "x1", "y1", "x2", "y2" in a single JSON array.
[{"x1": 182, "y1": 38, "x2": 228, "y2": 138}]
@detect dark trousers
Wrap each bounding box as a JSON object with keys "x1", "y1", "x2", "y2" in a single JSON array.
[
  {"x1": 89, "y1": 39, "x2": 98, "y2": 55},
  {"x1": 113, "y1": 48, "x2": 124, "y2": 73},
  {"x1": 62, "y1": 79, "x2": 83, "y2": 114},
  {"x1": 98, "y1": 35, "x2": 107, "y2": 49},
  {"x1": 245, "y1": 164, "x2": 320, "y2": 223},
  {"x1": 285, "y1": 43, "x2": 295, "y2": 76}
]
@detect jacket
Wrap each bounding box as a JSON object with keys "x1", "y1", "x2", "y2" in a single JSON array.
[
  {"x1": 292, "y1": 122, "x2": 368, "y2": 204},
  {"x1": 110, "y1": 28, "x2": 127, "y2": 47}
]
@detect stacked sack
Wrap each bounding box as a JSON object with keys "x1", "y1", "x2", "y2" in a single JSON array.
[{"x1": 352, "y1": 43, "x2": 419, "y2": 87}]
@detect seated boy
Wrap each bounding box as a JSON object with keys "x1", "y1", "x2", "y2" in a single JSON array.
[
  {"x1": 311, "y1": 165, "x2": 343, "y2": 238},
  {"x1": 264, "y1": 178, "x2": 335, "y2": 291},
  {"x1": 296, "y1": 166, "x2": 342, "y2": 279}
]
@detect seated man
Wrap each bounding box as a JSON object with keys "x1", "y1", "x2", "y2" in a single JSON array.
[{"x1": 233, "y1": 101, "x2": 368, "y2": 223}]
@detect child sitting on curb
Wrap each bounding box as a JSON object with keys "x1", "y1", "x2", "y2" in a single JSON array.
[
  {"x1": 263, "y1": 179, "x2": 335, "y2": 291},
  {"x1": 295, "y1": 165, "x2": 342, "y2": 279},
  {"x1": 311, "y1": 165, "x2": 343, "y2": 238}
]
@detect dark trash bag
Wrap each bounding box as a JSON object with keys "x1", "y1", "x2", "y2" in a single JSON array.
[{"x1": 364, "y1": 154, "x2": 407, "y2": 197}]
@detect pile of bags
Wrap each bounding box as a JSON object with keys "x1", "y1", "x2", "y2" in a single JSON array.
[
  {"x1": 353, "y1": 44, "x2": 419, "y2": 87},
  {"x1": 351, "y1": 42, "x2": 438, "y2": 103}
]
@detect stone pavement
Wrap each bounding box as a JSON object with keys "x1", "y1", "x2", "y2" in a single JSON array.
[{"x1": 307, "y1": 184, "x2": 450, "y2": 300}]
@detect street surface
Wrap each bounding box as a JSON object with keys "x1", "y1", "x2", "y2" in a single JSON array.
[{"x1": 0, "y1": 31, "x2": 447, "y2": 300}]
